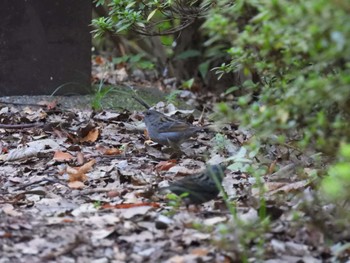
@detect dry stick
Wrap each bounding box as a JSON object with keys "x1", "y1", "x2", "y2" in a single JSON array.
[
  {"x1": 0, "y1": 100, "x2": 47, "y2": 107},
  {"x1": 0, "y1": 123, "x2": 44, "y2": 129},
  {"x1": 41, "y1": 235, "x2": 84, "y2": 260},
  {"x1": 79, "y1": 188, "x2": 114, "y2": 195},
  {"x1": 15, "y1": 178, "x2": 68, "y2": 191},
  {"x1": 0, "y1": 190, "x2": 49, "y2": 204}
]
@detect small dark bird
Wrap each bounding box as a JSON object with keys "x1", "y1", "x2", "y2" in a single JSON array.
[
  {"x1": 143, "y1": 109, "x2": 201, "y2": 150},
  {"x1": 159, "y1": 164, "x2": 226, "y2": 205}
]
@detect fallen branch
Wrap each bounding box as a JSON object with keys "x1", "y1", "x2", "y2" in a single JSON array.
[
  {"x1": 15, "y1": 178, "x2": 68, "y2": 191},
  {"x1": 0, "y1": 123, "x2": 44, "y2": 129}
]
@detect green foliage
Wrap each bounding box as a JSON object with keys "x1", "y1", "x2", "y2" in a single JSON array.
[
  {"x1": 322, "y1": 143, "x2": 350, "y2": 200},
  {"x1": 165, "y1": 90, "x2": 182, "y2": 105},
  {"x1": 181, "y1": 78, "x2": 195, "y2": 89},
  {"x1": 227, "y1": 146, "x2": 262, "y2": 173},
  {"x1": 92, "y1": 0, "x2": 144, "y2": 36},
  {"x1": 164, "y1": 192, "x2": 189, "y2": 216},
  {"x1": 203, "y1": 0, "x2": 350, "y2": 153},
  {"x1": 92, "y1": 0, "x2": 228, "y2": 83},
  {"x1": 113, "y1": 54, "x2": 155, "y2": 70},
  {"x1": 174, "y1": 50, "x2": 201, "y2": 60},
  {"x1": 92, "y1": 0, "x2": 180, "y2": 37},
  {"x1": 213, "y1": 133, "x2": 227, "y2": 153},
  {"x1": 92, "y1": 81, "x2": 113, "y2": 110},
  {"x1": 93, "y1": 200, "x2": 102, "y2": 209}
]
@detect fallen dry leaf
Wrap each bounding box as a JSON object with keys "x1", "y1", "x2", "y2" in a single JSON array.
[
  {"x1": 191, "y1": 248, "x2": 209, "y2": 257},
  {"x1": 68, "y1": 181, "x2": 86, "y2": 189},
  {"x1": 1, "y1": 204, "x2": 23, "y2": 217},
  {"x1": 119, "y1": 205, "x2": 155, "y2": 219},
  {"x1": 76, "y1": 152, "x2": 85, "y2": 165},
  {"x1": 94, "y1": 55, "x2": 105, "y2": 65},
  {"x1": 53, "y1": 151, "x2": 74, "y2": 161},
  {"x1": 75, "y1": 159, "x2": 96, "y2": 174},
  {"x1": 65, "y1": 159, "x2": 96, "y2": 182},
  {"x1": 96, "y1": 145, "x2": 123, "y2": 155},
  {"x1": 0, "y1": 89, "x2": 340, "y2": 262},
  {"x1": 102, "y1": 202, "x2": 160, "y2": 209},
  {"x1": 156, "y1": 159, "x2": 177, "y2": 171},
  {"x1": 80, "y1": 127, "x2": 99, "y2": 142},
  {"x1": 268, "y1": 180, "x2": 310, "y2": 195}
]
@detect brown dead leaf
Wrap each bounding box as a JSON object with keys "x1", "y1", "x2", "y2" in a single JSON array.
[
  {"x1": 62, "y1": 218, "x2": 75, "y2": 223},
  {"x1": 253, "y1": 182, "x2": 286, "y2": 197},
  {"x1": 1, "y1": 232, "x2": 12, "y2": 238},
  {"x1": 53, "y1": 151, "x2": 74, "y2": 161},
  {"x1": 52, "y1": 128, "x2": 66, "y2": 138},
  {"x1": 265, "y1": 182, "x2": 288, "y2": 192},
  {"x1": 1, "y1": 145, "x2": 8, "y2": 154},
  {"x1": 68, "y1": 181, "x2": 86, "y2": 189},
  {"x1": 2, "y1": 204, "x2": 23, "y2": 217},
  {"x1": 107, "y1": 190, "x2": 120, "y2": 198},
  {"x1": 269, "y1": 180, "x2": 310, "y2": 195},
  {"x1": 256, "y1": 180, "x2": 310, "y2": 197},
  {"x1": 203, "y1": 216, "x2": 227, "y2": 226},
  {"x1": 114, "y1": 67, "x2": 128, "y2": 82},
  {"x1": 268, "y1": 160, "x2": 277, "y2": 174},
  {"x1": 102, "y1": 202, "x2": 160, "y2": 209},
  {"x1": 68, "y1": 172, "x2": 88, "y2": 183},
  {"x1": 270, "y1": 163, "x2": 296, "y2": 180},
  {"x1": 38, "y1": 99, "x2": 58, "y2": 110},
  {"x1": 65, "y1": 159, "x2": 96, "y2": 182},
  {"x1": 94, "y1": 55, "x2": 105, "y2": 65},
  {"x1": 76, "y1": 152, "x2": 85, "y2": 165},
  {"x1": 166, "y1": 254, "x2": 198, "y2": 263},
  {"x1": 144, "y1": 129, "x2": 150, "y2": 139},
  {"x1": 169, "y1": 165, "x2": 202, "y2": 175},
  {"x1": 96, "y1": 145, "x2": 123, "y2": 155},
  {"x1": 80, "y1": 128, "x2": 99, "y2": 143},
  {"x1": 191, "y1": 248, "x2": 209, "y2": 257},
  {"x1": 46, "y1": 100, "x2": 58, "y2": 110},
  {"x1": 76, "y1": 159, "x2": 96, "y2": 174},
  {"x1": 104, "y1": 147, "x2": 123, "y2": 155},
  {"x1": 156, "y1": 160, "x2": 177, "y2": 171}
]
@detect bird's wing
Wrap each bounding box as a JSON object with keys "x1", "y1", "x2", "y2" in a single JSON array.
[
  {"x1": 170, "y1": 173, "x2": 215, "y2": 192},
  {"x1": 157, "y1": 116, "x2": 190, "y2": 133}
]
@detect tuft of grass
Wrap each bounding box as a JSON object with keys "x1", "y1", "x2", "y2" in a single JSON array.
[
  {"x1": 165, "y1": 90, "x2": 182, "y2": 106},
  {"x1": 93, "y1": 200, "x2": 102, "y2": 209},
  {"x1": 163, "y1": 192, "x2": 189, "y2": 217},
  {"x1": 91, "y1": 80, "x2": 113, "y2": 111}
]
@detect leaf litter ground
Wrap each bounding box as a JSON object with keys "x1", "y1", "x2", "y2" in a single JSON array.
[{"x1": 0, "y1": 94, "x2": 346, "y2": 262}]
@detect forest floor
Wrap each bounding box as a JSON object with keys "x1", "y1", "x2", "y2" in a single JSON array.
[{"x1": 0, "y1": 57, "x2": 348, "y2": 263}]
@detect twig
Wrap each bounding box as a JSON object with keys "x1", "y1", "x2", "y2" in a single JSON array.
[
  {"x1": 15, "y1": 178, "x2": 68, "y2": 191},
  {"x1": 0, "y1": 190, "x2": 49, "y2": 204},
  {"x1": 79, "y1": 188, "x2": 114, "y2": 195},
  {"x1": 0, "y1": 100, "x2": 46, "y2": 107},
  {"x1": 0, "y1": 123, "x2": 45, "y2": 129},
  {"x1": 41, "y1": 235, "x2": 84, "y2": 260}
]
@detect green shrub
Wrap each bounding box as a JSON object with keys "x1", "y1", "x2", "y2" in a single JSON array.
[
  {"x1": 204, "y1": 0, "x2": 350, "y2": 152},
  {"x1": 322, "y1": 143, "x2": 350, "y2": 200}
]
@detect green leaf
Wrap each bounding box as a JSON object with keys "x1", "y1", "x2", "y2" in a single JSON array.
[
  {"x1": 340, "y1": 143, "x2": 350, "y2": 159},
  {"x1": 224, "y1": 86, "x2": 239, "y2": 95},
  {"x1": 175, "y1": 50, "x2": 201, "y2": 60},
  {"x1": 182, "y1": 78, "x2": 194, "y2": 89},
  {"x1": 147, "y1": 9, "x2": 158, "y2": 21},
  {"x1": 199, "y1": 61, "x2": 210, "y2": 79}
]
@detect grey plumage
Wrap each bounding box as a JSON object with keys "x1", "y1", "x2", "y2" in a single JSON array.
[
  {"x1": 160, "y1": 164, "x2": 226, "y2": 205},
  {"x1": 143, "y1": 110, "x2": 201, "y2": 149}
]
